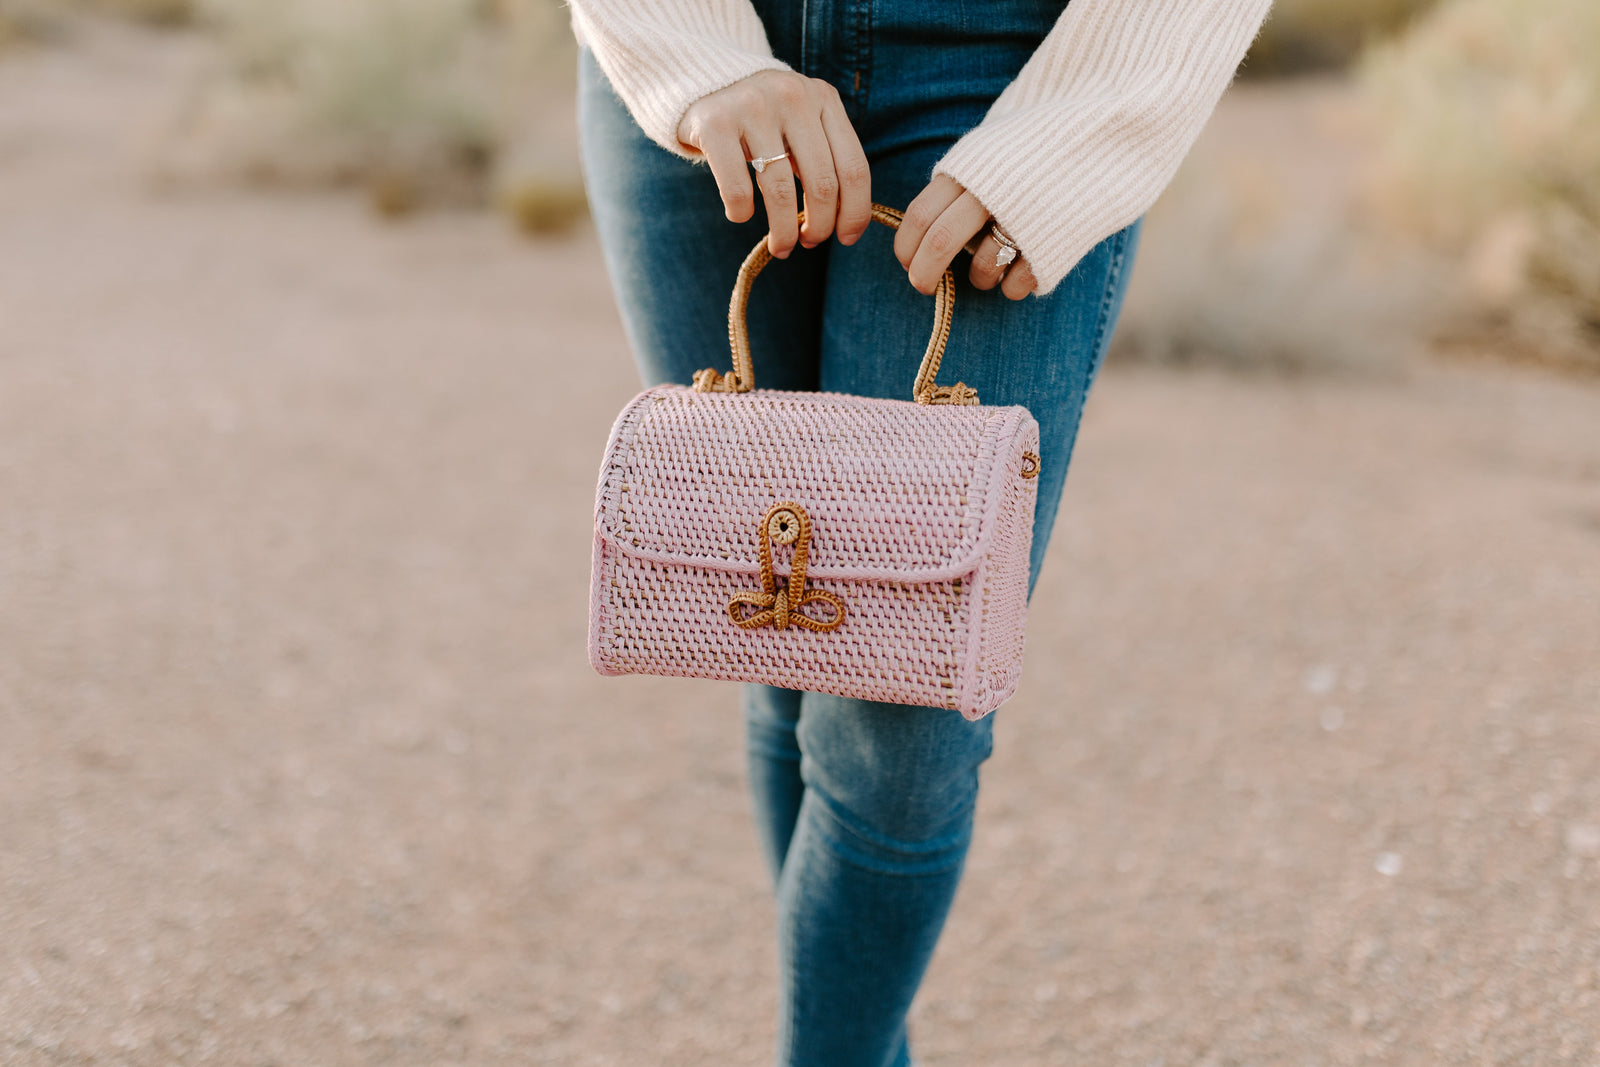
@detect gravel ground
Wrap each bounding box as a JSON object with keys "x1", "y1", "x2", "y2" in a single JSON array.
[{"x1": 3, "y1": 23, "x2": 1599, "y2": 1067}]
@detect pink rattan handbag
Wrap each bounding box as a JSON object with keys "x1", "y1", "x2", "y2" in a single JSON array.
[{"x1": 589, "y1": 204, "x2": 1040, "y2": 719}]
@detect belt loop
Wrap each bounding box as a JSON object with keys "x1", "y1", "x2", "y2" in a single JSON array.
[{"x1": 853, "y1": 0, "x2": 872, "y2": 107}]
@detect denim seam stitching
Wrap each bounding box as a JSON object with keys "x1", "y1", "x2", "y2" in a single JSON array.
[
  {"x1": 798, "y1": 0, "x2": 808, "y2": 75},
  {"x1": 780, "y1": 903, "x2": 805, "y2": 1064},
  {"x1": 856, "y1": 0, "x2": 873, "y2": 114},
  {"x1": 1087, "y1": 226, "x2": 1130, "y2": 370}
]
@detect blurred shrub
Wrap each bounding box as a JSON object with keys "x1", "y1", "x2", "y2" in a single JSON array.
[
  {"x1": 0, "y1": 0, "x2": 190, "y2": 30},
  {"x1": 182, "y1": 0, "x2": 495, "y2": 206},
  {"x1": 502, "y1": 177, "x2": 588, "y2": 235},
  {"x1": 1109, "y1": 176, "x2": 1432, "y2": 375},
  {"x1": 1361, "y1": 0, "x2": 1600, "y2": 371},
  {"x1": 0, "y1": 10, "x2": 27, "y2": 50},
  {"x1": 91, "y1": 0, "x2": 191, "y2": 26},
  {"x1": 164, "y1": 0, "x2": 585, "y2": 229},
  {"x1": 0, "y1": 0, "x2": 66, "y2": 46},
  {"x1": 1108, "y1": 78, "x2": 1451, "y2": 376},
  {"x1": 1246, "y1": 0, "x2": 1437, "y2": 76}
]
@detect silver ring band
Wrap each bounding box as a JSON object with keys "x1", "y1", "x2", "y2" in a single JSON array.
[
  {"x1": 988, "y1": 222, "x2": 1020, "y2": 269},
  {"x1": 749, "y1": 151, "x2": 789, "y2": 174}
]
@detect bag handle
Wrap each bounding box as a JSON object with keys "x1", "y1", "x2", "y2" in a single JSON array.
[{"x1": 692, "y1": 203, "x2": 979, "y2": 405}]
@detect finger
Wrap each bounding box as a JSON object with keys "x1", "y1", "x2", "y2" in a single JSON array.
[
  {"x1": 819, "y1": 96, "x2": 870, "y2": 245},
  {"x1": 783, "y1": 117, "x2": 838, "y2": 249},
  {"x1": 1001, "y1": 256, "x2": 1038, "y2": 301},
  {"x1": 895, "y1": 174, "x2": 963, "y2": 269},
  {"x1": 968, "y1": 233, "x2": 1009, "y2": 291},
  {"x1": 906, "y1": 191, "x2": 989, "y2": 295},
  {"x1": 697, "y1": 123, "x2": 756, "y2": 223},
  {"x1": 746, "y1": 140, "x2": 800, "y2": 257}
]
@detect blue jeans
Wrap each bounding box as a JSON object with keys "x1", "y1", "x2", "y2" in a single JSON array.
[{"x1": 578, "y1": 3, "x2": 1137, "y2": 1062}]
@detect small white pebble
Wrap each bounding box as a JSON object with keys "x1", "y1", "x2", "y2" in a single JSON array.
[
  {"x1": 1565, "y1": 824, "x2": 1600, "y2": 857},
  {"x1": 1375, "y1": 852, "x2": 1403, "y2": 877},
  {"x1": 1320, "y1": 706, "x2": 1345, "y2": 732},
  {"x1": 1305, "y1": 665, "x2": 1338, "y2": 696},
  {"x1": 1531, "y1": 793, "x2": 1553, "y2": 816},
  {"x1": 1034, "y1": 982, "x2": 1058, "y2": 1002}
]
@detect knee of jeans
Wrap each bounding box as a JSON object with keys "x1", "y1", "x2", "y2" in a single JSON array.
[{"x1": 795, "y1": 694, "x2": 994, "y2": 875}]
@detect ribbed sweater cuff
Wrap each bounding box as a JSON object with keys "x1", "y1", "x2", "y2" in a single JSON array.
[
  {"x1": 933, "y1": 0, "x2": 1270, "y2": 294},
  {"x1": 931, "y1": 102, "x2": 1183, "y2": 296},
  {"x1": 571, "y1": 2, "x2": 789, "y2": 160}
]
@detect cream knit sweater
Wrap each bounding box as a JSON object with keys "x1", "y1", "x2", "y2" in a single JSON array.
[{"x1": 570, "y1": 0, "x2": 1273, "y2": 294}]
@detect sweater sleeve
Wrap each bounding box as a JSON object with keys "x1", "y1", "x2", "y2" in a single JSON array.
[
  {"x1": 933, "y1": 0, "x2": 1274, "y2": 294},
  {"x1": 569, "y1": 0, "x2": 789, "y2": 159}
]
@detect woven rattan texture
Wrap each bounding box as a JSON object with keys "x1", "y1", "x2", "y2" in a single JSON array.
[
  {"x1": 590, "y1": 385, "x2": 1039, "y2": 718},
  {"x1": 968, "y1": 438, "x2": 1037, "y2": 712},
  {"x1": 598, "y1": 389, "x2": 1011, "y2": 574}
]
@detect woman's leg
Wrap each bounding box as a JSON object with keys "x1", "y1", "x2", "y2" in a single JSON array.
[
  {"x1": 576, "y1": 47, "x2": 828, "y2": 393},
  {"x1": 765, "y1": 140, "x2": 1140, "y2": 1066},
  {"x1": 743, "y1": 685, "x2": 806, "y2": 881},
  {"x1": 579, "y1": 26, "x2": 1140, "y2": 1065},
  {"x1": 576, "y1": 47, "x2": 818, "y2": 894},
  {"x1": 776, "y1": 697, "x2": 992, "y2": 1067}
]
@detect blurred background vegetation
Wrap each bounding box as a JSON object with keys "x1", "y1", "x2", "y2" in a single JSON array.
[
  {"x1": 1245, "y1": 0, "x2": 1439, "y2": 77},
  {"x1": 1361, "y1": 0, "x2": 1600, "y2": 371},
  {"x1": 2, "y1": 0, "x2": 1593, "y2": 373}
]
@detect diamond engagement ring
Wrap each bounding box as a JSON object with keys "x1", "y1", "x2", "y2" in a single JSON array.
[
  {"x1": 748, "y1": 151, "x2": 789, "y2": 174},
  {"x1": 989, "y1": 222, "x2": 1020, "y2": 269}
]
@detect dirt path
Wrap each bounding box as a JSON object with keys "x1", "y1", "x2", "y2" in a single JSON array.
[{"x1": 3, "y1": 23, "x2": 1598, "y2": 1067}]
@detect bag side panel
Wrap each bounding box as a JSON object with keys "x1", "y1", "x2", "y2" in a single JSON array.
[
  {"x1": 958, "y1": 416, "x2": 1040, "y2": 719},
  {"x1": 588, "y1": 530, "x2": 624, "y2": 676},
  {"x1": 593, "y1": 389, "x2": 658, "y2": 541},
  {"x1": 597, "y1": 553, "x2": 973, "y2": 711}
]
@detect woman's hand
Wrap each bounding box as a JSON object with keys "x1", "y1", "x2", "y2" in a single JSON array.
[
  {"x1": 895, "y1": 174, "x2": 1037, "y2": 301},
  {"x1": 676, "y1": 70, "x2": 872, "y2": 259}
]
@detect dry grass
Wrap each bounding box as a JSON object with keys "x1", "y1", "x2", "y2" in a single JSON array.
[
  {"x1": 1110, "y1": 81, "x2": 1451, "y2": 376},
  {"x1": 89, "y1": 0, "x2": 190, "y2": 26},
  {"x1": 174, "y1": 0, "x2": 496, "y2": 203},
  {"x1": 0, "y1": 0, "x2": 190, "y2": 33},
  {"x1": 1361, "y1": 0, "x2": 1600, "y2": 371},
  {"x1": 502, "y1": 178, "x2": 588, "y2": 235},
  {"x1": 0, "y1": 0, "x2": 65, "y2": 46},
  {"x1": 1110, "y1": 172, "x2": 1439, "y2": 376},
  {"x1": 0, "y1": 12, "x2": 28, "y2": 50},
  {"x1": 157, "y1": 0, "x2": 585, "y2": 228},
  {"x1": 1123, "y1": 0, "x2": 1600, "y2": 377}
]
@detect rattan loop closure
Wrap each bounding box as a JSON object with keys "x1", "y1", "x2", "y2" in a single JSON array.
[
  {"x1": 728, "y1": 502, "x2": 846, "y2": 633},
  {"x1": 694, "y1": 203, "x2": 978, "y2": 405}
]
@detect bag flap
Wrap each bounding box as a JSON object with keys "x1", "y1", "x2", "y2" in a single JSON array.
[{"x1": 595, "y1": 386, "x2": 1032, "y2": 584}]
